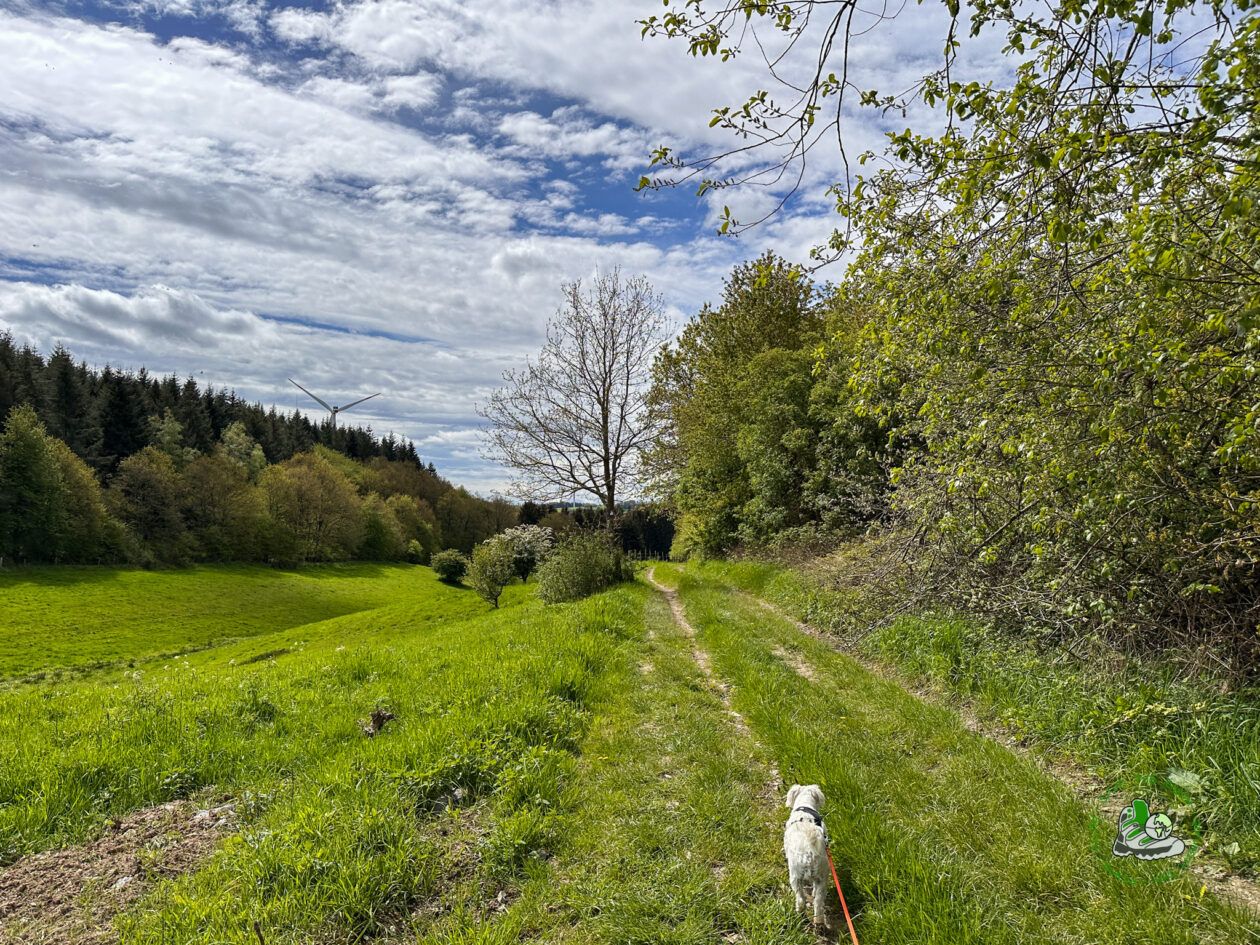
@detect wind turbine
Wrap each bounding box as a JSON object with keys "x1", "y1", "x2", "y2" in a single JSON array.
[{"x1": 288, "y1": 378, "x2": 381, "y2": 428}]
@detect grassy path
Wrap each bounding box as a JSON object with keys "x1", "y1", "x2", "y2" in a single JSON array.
[
  {"x1": 644, "y1": 567, "x2": 782, "y2": 796},
  {"x1": 431, "y1": 580, "x2": 809, "y2": 944},
  {"x1": 653, "y1": 563, "x2": 1259, "y2": 944}
]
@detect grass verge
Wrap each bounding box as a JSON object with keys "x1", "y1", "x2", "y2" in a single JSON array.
[{"x1": 694, "y1": 557, "x2": 1260, "y2": 875}]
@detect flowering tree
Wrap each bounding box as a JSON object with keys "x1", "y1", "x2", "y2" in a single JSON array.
[{"x1": 500, "y1": 524, "x2": 554, "y2": 581}]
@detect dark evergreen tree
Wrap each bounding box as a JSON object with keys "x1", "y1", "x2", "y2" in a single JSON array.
[
  {"x1": 46, "y1": 345, "x2": 95, "y2": 456},
  {"x1": 156, "y1": 374, "x2": 180, "y2": 411},
  {"x1": 176, "y1": 378, "x2": 214, "y2": 453},
  {"x1": 519, "y1": 501, "x2": 547, "y2": 526},
  {"x1": 96, "y1": 368, "x2": 148, "y2": 473},
  {"x1": 204, "y1": 388, "x2": 231, "y2": 441},
  {"x1": 13, "y1": 344, "x2": 48, "y2": 417},
  {"x1": 0, "y1": 332, "x2": 18, "y2": 423}
]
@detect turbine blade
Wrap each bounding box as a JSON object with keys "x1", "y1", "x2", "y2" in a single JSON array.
[
  {"x1": 288, "y1": 378, "x2": 333, "y2": 412},
  {"x1": 338, "y1": 392, "x2": 381, "y2": 412}
]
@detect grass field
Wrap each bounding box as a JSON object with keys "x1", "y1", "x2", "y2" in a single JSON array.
[
  {"x1": 0, "y1": 564, "x2": 492, "y2": 680},
  {"x1": 0, "y1": 562, "x2": 1255, "y2": 943}
]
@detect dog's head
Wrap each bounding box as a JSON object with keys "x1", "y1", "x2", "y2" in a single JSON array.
[{"x1": 785, "y1": 784, "x2": 825, "y2": 810}]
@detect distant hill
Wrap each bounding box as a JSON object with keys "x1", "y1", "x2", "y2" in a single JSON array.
[{"x1": 0, "y1": 334, "x2": 429, "y2": 475}]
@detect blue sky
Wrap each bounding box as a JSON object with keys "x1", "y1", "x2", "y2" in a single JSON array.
[{"x1": 0, "y1": 0, "x2": 968, "y2": 494}]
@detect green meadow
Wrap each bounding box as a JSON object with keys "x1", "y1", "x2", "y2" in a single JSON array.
[
  {"x1": 0, "y1": 563, "x2": 1254, "y2": 943},
  {"x1": 0, "y1": 564, "x2": 486, "y2": 680}
]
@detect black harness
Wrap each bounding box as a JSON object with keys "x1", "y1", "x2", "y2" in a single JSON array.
[{"x1": 793, "y1": 805, "x2": 825, "y2": 828}]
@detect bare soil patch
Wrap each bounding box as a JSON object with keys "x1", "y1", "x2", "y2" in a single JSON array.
[
  {"x1": 771, "y1": 644, "x2": 817, "y2": 681},
  {"x1": 0, "y1": 800, "x2": 235, "y2": 944}
]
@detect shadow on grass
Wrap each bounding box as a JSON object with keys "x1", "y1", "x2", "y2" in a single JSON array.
[
  {"x1": 436, "y1": 578, "x2": 473, "y2": 590},
  {"x1": 830, "y1": 863, "x2": 867, "y2": 939},
  {"x1": 0, "y1": 565, "x2": 133, "y2": 588}
]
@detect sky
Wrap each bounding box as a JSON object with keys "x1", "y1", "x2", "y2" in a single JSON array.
[{"x1": 0, "y1": 0, "x2": 976, "y2": 495}]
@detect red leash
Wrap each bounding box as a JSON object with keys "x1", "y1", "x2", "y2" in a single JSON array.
[{"x1": 825, "y1": 844, "x2": 860, "y2": 945}]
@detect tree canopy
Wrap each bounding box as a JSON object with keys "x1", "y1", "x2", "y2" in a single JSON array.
[{"x1": 643, "y1": 1, "x2": 1260, "y2": 671}]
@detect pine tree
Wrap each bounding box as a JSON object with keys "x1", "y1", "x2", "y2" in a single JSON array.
[
  {"x1": 97, "y1": 369, "x2": 148, "y2": 473},
  {"x1": 156, "y1": 374, "x2": 180, "y2": 411},
  {"x1": 176, "y1": 378, "x2": 213, "y2": 452},
  {"x1": 13, "y1": 345, "x2": 48, "y2": 418},
  {"x1": 46, "y1": 345, "x2": 95, "y2": 455},
  {"x1": 0, "y1": 332, "x2": 18, "y2": 423}
]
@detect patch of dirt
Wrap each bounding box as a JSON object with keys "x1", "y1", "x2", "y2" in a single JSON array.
[
  {"x1": 360, "y1": 705, "x2": 396, "y2": 737},
  {"x1": 639, "y1": 660, "x2": 653, "y2": 675},
  {"x1": 239, "y1": 647, "x2": 289, "y2": 665},
  {"x1": 0, "y1": 800, "x2": 236, "y2": 944},
  {"x1": 771, "y1": 644, "x2": 817, "y2": 681},
  {"x1": 740, "y1": 589, "x2": 1260, "y2": 920}
]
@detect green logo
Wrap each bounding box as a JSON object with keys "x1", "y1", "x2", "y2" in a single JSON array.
[{"x1": 1088, "y1": 775, "x2": 1199, "y2": 885}]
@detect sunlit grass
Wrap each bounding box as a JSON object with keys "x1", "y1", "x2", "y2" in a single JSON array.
[
  {"x1": 0, "y1": 563, "x2": 487, "y2": 679},
  {"x1": 658, "y1": 563, "x2": 1257, "y2": 944},
  {"x1": 5, "y1": 563, "x2": 1255, "y2": 943},
  {"x1": 696, "y1": 557, "x2": 1260, "y2": 875}
]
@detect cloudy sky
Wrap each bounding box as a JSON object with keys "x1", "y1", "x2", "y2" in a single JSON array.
[{"x1": 0, "y1": 0, "x2": 973, "y2": 494}]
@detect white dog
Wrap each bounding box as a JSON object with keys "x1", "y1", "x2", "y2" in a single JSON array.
[{"x1": 783, "y1": 784, "x2": 832, "y2": 929}]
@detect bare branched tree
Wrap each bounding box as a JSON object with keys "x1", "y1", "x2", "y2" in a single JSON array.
[{"x1": 480, "y1": 269, "x2": 667, "y2": 517}]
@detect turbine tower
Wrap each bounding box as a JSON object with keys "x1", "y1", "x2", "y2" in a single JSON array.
[{"x1": 288, "y1": 378, "x2": 381, "y2": 429}]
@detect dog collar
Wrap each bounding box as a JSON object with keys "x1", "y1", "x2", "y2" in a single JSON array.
[{"x1": 792, "y1": 805, "x2": 824, "y2": 827}]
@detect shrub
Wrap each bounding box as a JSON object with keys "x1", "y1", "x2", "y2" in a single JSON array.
[
  {"x1": 430, "y1": 549, "x2": 469, "y2": 582},
  {"x1": 500, "y1": 524, "x2": 554, "y2": 581},
  {"x1": 535, "y1": 532, "x2": 633, "y2": 604},
  {"x1": 468, "y1": 536, "x2": 518, "y2": 608}
]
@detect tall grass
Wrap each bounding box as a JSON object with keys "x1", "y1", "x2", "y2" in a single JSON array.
[
  {"x1": 657, "y1": 564, "x2": 1257, "y2": 944},
  {"x1": 121, "y1": 593, "x2": 634, "y2": 942}
]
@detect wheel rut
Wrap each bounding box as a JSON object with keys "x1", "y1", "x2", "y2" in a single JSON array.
[
  {"x1": 733, "y1": 585, "x2": 1260, "y2": 920},
  {"x1": 644, "y1": 567, "x2": 782, "y2": 801}
]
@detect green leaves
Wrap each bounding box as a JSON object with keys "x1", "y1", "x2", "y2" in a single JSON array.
[{"x1": 640, "y1": 0, "x2": 1260, "y2": 659}]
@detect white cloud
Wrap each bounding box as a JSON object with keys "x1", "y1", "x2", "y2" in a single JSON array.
[
  {"x1": 0, "y1": 1, "x2": 1014, "y2": 491},
  {"x1": 498, "y1": 107, "x2": 649, "y2": 172},
  {"x1": 269, "y1": 7, "x2": 335, "y2": 46},
  {"x1": 380, "y1": 73, "x2": 441, "y2": 111}
]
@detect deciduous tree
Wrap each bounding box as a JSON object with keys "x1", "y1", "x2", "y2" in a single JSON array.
[
  {"x1": 468, "y1": 535, "x2": 517, "y2": 607},
  {"x1": 0, "y1": 405, "x2": 66, "y2": 562},
  {"x1": 481, "y1": 268, "x2": 667, "y2": 518},
  {"x1": 260, "y1": 452, "x2": 364, "y2": 561}
]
